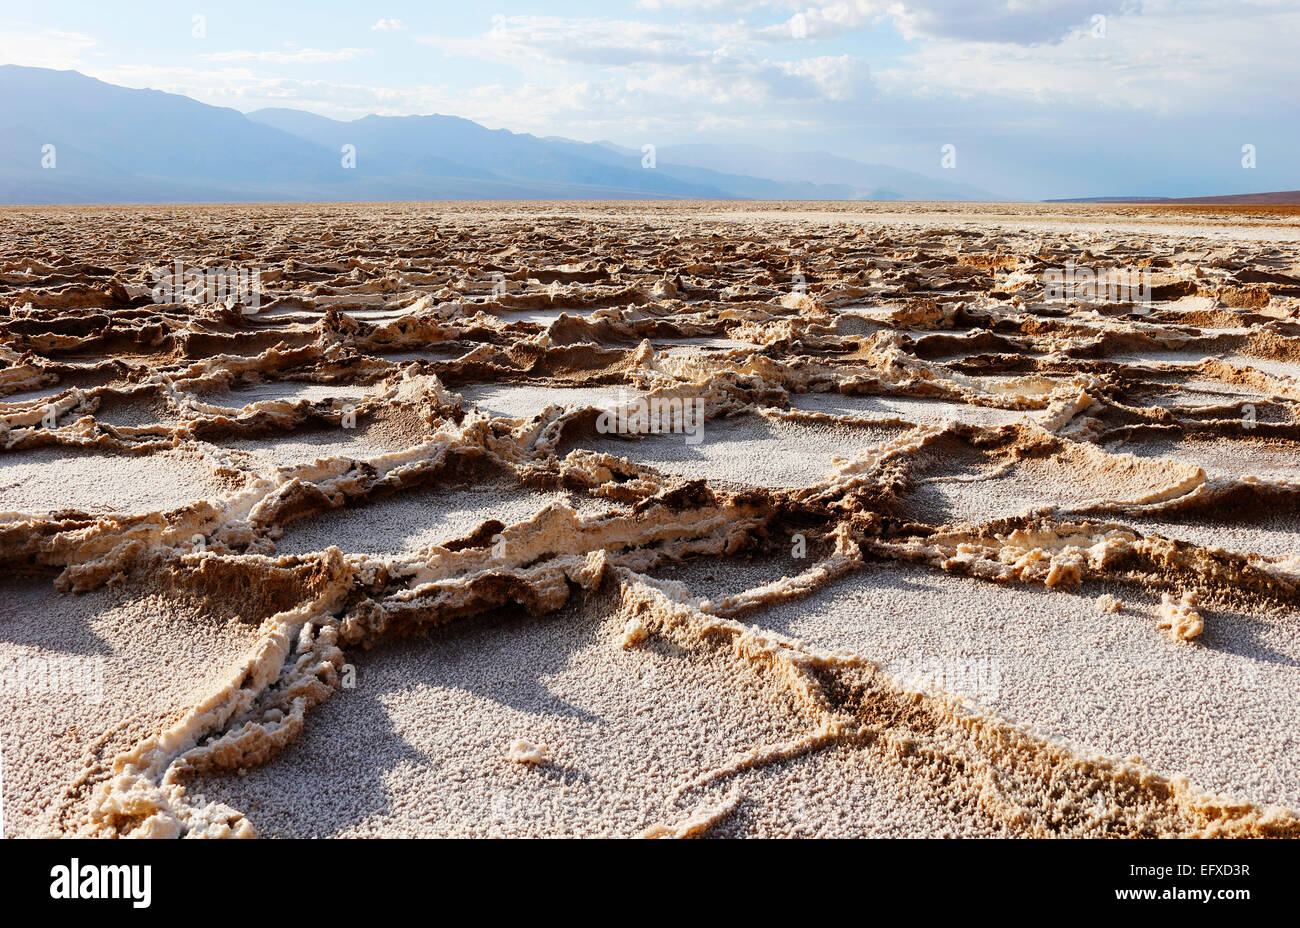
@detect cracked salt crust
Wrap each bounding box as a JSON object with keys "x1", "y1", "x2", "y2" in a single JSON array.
[{"x1": 3, "y1": 201, "x2": 1300, "y2": 837}]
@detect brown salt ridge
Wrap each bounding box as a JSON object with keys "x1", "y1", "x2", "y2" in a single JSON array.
[{"x1": 1, "y1": 202, "x2": 1299, "y2": 838}]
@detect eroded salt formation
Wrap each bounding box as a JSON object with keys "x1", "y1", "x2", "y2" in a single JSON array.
[{"x1": 2, "y1": 202, "x2": 1300, "y2": 838}]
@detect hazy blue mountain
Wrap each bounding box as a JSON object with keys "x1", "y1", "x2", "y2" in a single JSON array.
[
  {"x1": 248, "y1": 109, "x2": 877, "y2": 199},
  {"x1": 0, "y1": 65, "x2": 997, "y2": 204},
  {"x1": 0, "y1": 65, "x2": 338, "y2": 200},
  {"x1": 644, "y1": 143, "x2": 996, "y2": 201},
  {"x1": 247, "y1": 108, "x2": 726, "y2": 196},
  {"x1": 534, "y1": 135, "x2": 863, "y2": 199}
]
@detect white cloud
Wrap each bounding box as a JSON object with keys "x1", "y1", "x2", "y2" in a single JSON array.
[
  {"x1": 780, "y1": 54, "x2": 868, "y2": 100},
  {"x1": 636, "y1": 0, "x2": 768, "y2": 10},
  {"x1": 371, "y1": 19, "x2": 406, "y2": 31},
  {"x1": 802, "y1": 1, "x2": 1134, "y2": 44},
  {"x1": 0, "y1": 25, "x2": 96, "y2": 70},
  {"x1": 418, "y1": 15, "x2": 871, "y2": 106},
  {"x1": 198, "y1": 48, "x2": 371, "y2": 63},
  {"x1": 640, "y1": 1, "x2": 1135, "y2": 45},
  {"x1": 873, "y1": 0, "x2": 1300, "y2": 115},
  {"x1": 421, "y1": 16, "x2": 703, "y2": 68}
]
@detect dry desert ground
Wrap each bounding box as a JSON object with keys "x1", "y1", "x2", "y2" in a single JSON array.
[{"x1": 2, "y1": 201, "x2": 1300, "y2": 838}]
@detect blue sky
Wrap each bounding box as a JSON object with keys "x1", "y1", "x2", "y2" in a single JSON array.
[{"x1": 2, "y1": 0, "x2": 1297, "y2": 198}]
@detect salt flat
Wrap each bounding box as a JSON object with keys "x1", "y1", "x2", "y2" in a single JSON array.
[{"x1": 3, "y1": 201, "x2": 1300, "y2": 838}]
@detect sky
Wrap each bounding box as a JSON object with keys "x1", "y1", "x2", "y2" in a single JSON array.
[{"x1": 1, "y1": 0, "x2": 1297, "y2": 199}]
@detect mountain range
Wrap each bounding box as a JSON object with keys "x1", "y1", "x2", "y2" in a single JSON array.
[{"x1": 0, "y1": 65, "x2": 996, "y2": 205}]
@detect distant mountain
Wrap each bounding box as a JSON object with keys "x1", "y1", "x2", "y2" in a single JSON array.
[
  {"x1": 0, "y1": 65, "x2": 339, "y2": 204},
  {"x1": 0, "y1": 65, "x2": 996, "y2": 205},
  {"x1": 247, "y1": 108, "x2": 931, "y2": 200},
  {"x1": 632, "y1": 142, "x2": 996, "y2": 201},
  {"x1": 246, "y1": 108, "x2": 735, "y2": 198},
  {"x1": 1047, "y1": 191, "x2": 1300, "y2": 205}
]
